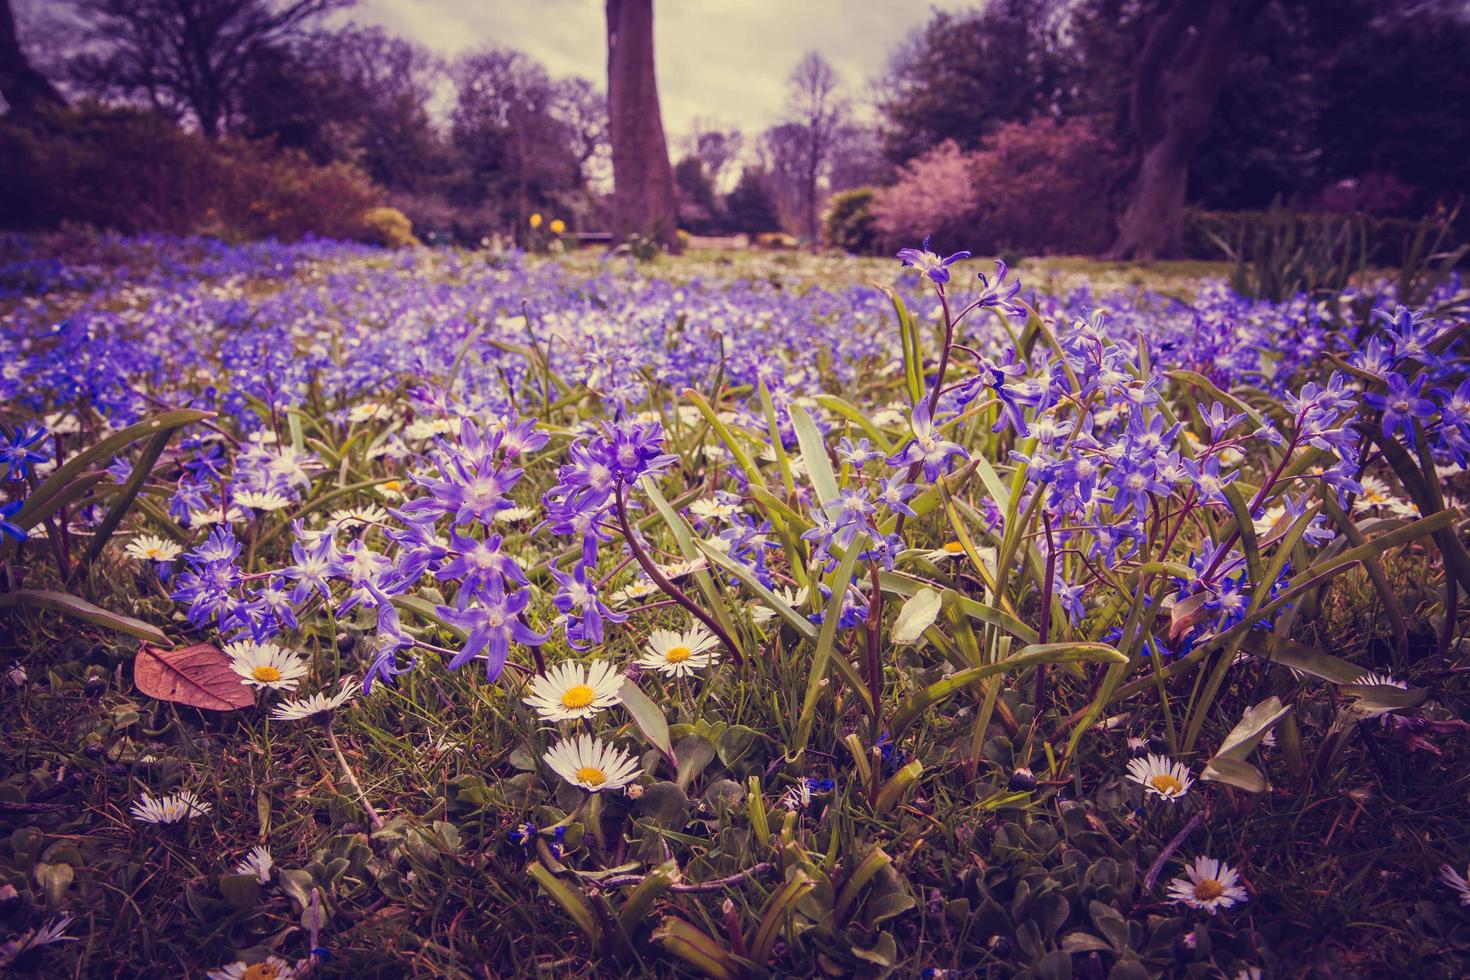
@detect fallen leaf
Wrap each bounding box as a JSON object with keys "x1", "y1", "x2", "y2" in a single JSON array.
[{"x1": 134, "y1": 643, "x2": 253, "y2": 711}]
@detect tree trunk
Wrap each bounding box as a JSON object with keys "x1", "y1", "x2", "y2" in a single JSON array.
[
  {"x1": 606, "y1": 0, "x2": 679, "y2": 251},
  {"x1": 1108, "y1": 0, "x2": 1262, "y2": 260},
  {"x1": 0, "y1": 0, "x2": 65, "y2": 119}
]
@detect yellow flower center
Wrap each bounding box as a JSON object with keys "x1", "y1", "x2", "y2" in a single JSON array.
[
  {"x1": 576, "y1": 766, "x2": 606, "y2": 787},
  {"x1": 943, "y1": 542, "x2": 965, "y2": 554},
  {"x1": 560, "y1": 684, "x2": 595, "y2": 709},
  {"x1": 252, "y1": 665, "x2": 283, "y2": 683},
  {"x1": 242, "y1": 965, "x2": 281, "y2": 980},
  {"x1": 1150, "y1": 774, "x2": 1183, "y2": 795},
  {"x1": 145, "y1": 547, "x2": 164, "y2": 559},
  {"x1": 1193, "y1": 879, "x2": 1225, "y2": 901},
  {"x1": 384, "y1": 480, "x2": 402, "y2": 492},
  {"x1": 664, "y1": 645, "x2": 692, "y2": 664}
]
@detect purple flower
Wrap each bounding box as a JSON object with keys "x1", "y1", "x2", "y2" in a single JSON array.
[
  {"x1": 437, "y1": 580, "x2": 546, "y2": 682},
  {"x1": 887, "y1": 401, "x2": 968, "y2": 481},
  {"x1": 0, "y1": 499, "x2": 26, "y2": 542},
  {"x1": 436, "y1": 531, "x2": 528, "y2": 595},
  {"x1": 551, "y1": 561, "x2": 625, "y2": 650},
  {"x1": 0, "y1": 424, "x2": 48, "y2": 480},
  {"x1": 974, "y1": 259, "x2": 1024, "y2": 317},
  {"x1": 1364, "y1": 372, "x2": 1436, "y2": 440},
  {"x1": 896, "y1": 236, "x2": 970, "y2": 286}
]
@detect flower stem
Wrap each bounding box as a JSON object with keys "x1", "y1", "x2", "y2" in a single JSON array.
[
  {"x1": 325, "y1": 724, "x2": 384, "y2": 832},
  {"x1": 614, "y1": 483, "x2": 743, "y2": 664}
]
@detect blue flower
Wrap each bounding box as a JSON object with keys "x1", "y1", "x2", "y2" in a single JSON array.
[
  {"x1": 895, "y1": 236, "x2": 970, "y2": 286},
  {"x1": 0, "y1": 424, "x2": 48, "y2": 480},
  {"x1": 0, "y1": 499, "x2": 26, "y2": 542}
]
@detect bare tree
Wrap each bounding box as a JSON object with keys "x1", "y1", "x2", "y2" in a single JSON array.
[
  {"x1": 553, "y1": 75, "x2": 610, "y2": 189},
  {"x1": 0, "y1": 0, "x2": 65, "y2": 117},
  {"x1": 452, "y1": 47, "x2": 583, "y2": 238},
  {"x1": 1108, "y1": 0, "x2": 1266, "y2": 259},
  {"x1": 781, "y1": 51, "x2": 847, "y2": 249},
  {"x1": 605, "y1": 0, "x2": 678, "y2": 249},
  {"x1": 66, "y1": 0, "x2": 351, "y2": 138},
  {"x1": 684, "y1": 118, "x2": 743, "y2": 189}
]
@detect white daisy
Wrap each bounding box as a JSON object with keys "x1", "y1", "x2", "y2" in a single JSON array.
[
  {"x1": 923, "y1": 541, "x2": 970, "y2": 562},
  {"x1": 638, "y1": 627, "x2": 720, "y2": 678},
  {"x1": 523, "y1": 661, "x2": 624, "y2": 721},
  {"x1": 609, "y1": 578, "x2": 659, "y2": 607},
  {"x1": 689, "y1": 497, "x2": 738, "y2": 522},
  {"x1": 1125, "y1": 753, "x2": 1193, "y2": 802},
  {"x1": 124, "y1": 534, "x2": 183, "y2": 563},
  {"x1": 1358, "y1": 475, "x2": 1417, "y2": 518},
  {"x1": 1354, "y1": 671, "x2": 1407, "y2": 689},
  {"x1": 235, "y1": 845, "x2": 274, "y2": 883},
  {"x1": 235, "y1": 490, "x2": 291, "y2": 512},
  {"x1": 327, "y1": 505, "x2": 388, "y2": 534},
  {"x1": 543, "y1": 734, "x2": 641, "y2": 792},
  {"x1": 270, "y1": 678, "x2": 358, "y2": 722},
  {"x1": 1439, "y1": 864, "x2": 1470, "y2": 906},
  {"x1": 206, "y1": 955, "x2": 297, "y2": 980},
  {"x1": 751, "y1": 585, "x2": 807, "y2": 626},
  {"x1": 347, "y1": 401, "x2": 391, "y2": 424},
  {"x1": 190, "y1": 505, "x2": 247, "y2": 526},
  {"x1": 1252, "y1": 504, "x2": 1286, "y2": 539},
  {"x1": 1166, "y1": 856, "x2": 1248, "y2": 914},
  {"x1": 131, "y1": 790, "x2": 212, "y2": 824},
  {"x1": 659, "y1": 558, "x2": 707, "y2": 581},
  {"x1": 494, "y1": 504, "x2": 537, "y2": 524},
  {"x1": 226, "y1": 641, "x2": 309, "y2": 692},
  {"x1": 403, "y1": 418, "x2": 457, "y2": 441}
]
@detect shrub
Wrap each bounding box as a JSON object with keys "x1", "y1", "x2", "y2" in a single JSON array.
[
  {"x1": 967, "y1": 117, "x2": 1120, "y2": 256},
  {"x1": 872, "y1": 119, "x2": 1121, "y2": 257},
  {"x1": 360, "y1": 207, "x2": 420, "y2": 249},
  {"x1": 822, "y1": 187, "x2": 881, "y2": 255},
  {"x1": 870, "y1": 140, "x2": 977, "y2": 257},
  {"x1": 0, "y1": 105, "x2": 384, "y2": 242}
]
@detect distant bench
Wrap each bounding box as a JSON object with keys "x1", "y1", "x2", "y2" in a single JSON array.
[{"x1": 565, "y1": 232, "x2": 754, "y2": 250}]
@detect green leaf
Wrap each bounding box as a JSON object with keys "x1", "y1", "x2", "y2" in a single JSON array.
[
  {"x1": 219, "y1": 873, "x2": 261, "y2": 909},
  {"x1": 892, "y1": 587, "x2": 942, "y2": 645},
  {"x1": 789, "y1": 403, "x2": 840, "y2": 507},
  {"x1": 674, "y1": 735, "x2": 716, "y2": 791},
  {"x1": 1342, "y1": 681, "x2": 1428, "y2": 717},
  {"x1": 696, "y1": 539, "x2": 817, "y2": 639},
  {"x1": 1245, "y1": 638, "x2": 1363, "y2": 685},
  {"x1": 1198, "y1": 756, "x2": 1267, "y2": 793},
  {"x1": 13, "y1": 410, "x2": 212, "y2": 532},
  {"x1": 750, "y1": 869, "x2": 816, "y2": 965},
  {"x1": 814, "y1": 394, "x2": 894, "y2": 453},
  {"x1": 653, "y1": 917, "x2": 739, "y2": 980},
  {"x1": 82, "y1": 425, "x2": 178, "y2": 566},
  {"x1": 529, "y1": 864, "x2": 601, "y2": 946},
  {"x1": 618, "y1": 861, "x2": 679, "y2": 939},
  {"x1": 620, "y1": 677, "x2": 675, "y2": 766},
  {"x1": 1212, "y1": 697, "x2": 1292, "y2": 761},
  {"x1": 834, "y1": 847, "x2": 892, "y2": 924},
  {"x1": 889, "y1": 642, "x2": 1126, "y2": 737},
  {"x1": 791, "y1": 542, "x2": 863, "y2": 759},
  {"x1": 0, "y1": 589, "x2": 170, "y2": 646},
  {"x1": 873, "y1": 759, "x2": 923, "y2": 815}
]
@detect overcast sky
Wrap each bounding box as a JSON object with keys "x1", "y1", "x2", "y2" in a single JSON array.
[
  {"x1": 348, "y1": 0, "x2": 975, "y2": 140},
  {"x1": 14, "y1": 0, "x2": 976, "y2": 142}
]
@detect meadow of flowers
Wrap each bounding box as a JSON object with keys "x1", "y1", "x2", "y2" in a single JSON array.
[{"x1": 0, "y1": 233, "x2": 1467, "y2": 977}]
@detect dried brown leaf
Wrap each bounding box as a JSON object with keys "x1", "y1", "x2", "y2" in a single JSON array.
[{"x1": 133, "y1": 643, "x2": 253, "y2": 711}]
